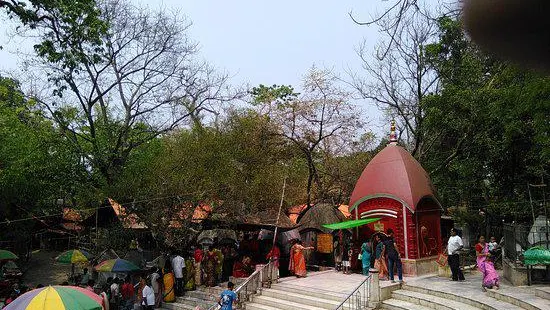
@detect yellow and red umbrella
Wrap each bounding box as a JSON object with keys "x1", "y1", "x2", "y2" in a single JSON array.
[{"x1": 4, "y1": 286, "x2": 104, "y2": 310}]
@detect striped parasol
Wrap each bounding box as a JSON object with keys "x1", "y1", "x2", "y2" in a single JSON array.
[
  {"x1": 56, "y1": 249, "x2": 92, "y2": 264},
  {"x1": 4, "y1": 286, "x2": 104, "y2": 310},
  {"x1": 94, "y1": 258, "x2": 140, "y2": 272}
]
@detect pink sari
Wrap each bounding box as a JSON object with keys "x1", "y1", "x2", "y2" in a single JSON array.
[{"x1": 476, "y1": 243, "x2": 499, "y2": 288}]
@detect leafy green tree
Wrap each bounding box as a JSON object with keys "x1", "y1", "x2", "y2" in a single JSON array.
[
  {"x1": 1, "y1": 0, "x2": 107, "y2": 71},
  {"x1": 421, "y1": 16, "x2": 550, "y2": 222},
  {"x1": 0, "y1": 76, "x2": 90, "y2": 226}
]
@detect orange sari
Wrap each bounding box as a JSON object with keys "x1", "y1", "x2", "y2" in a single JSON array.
[
  {"x1": 163, "y1": 272, "x2": 175, "y2": 302},
  {"x1": 289, "y1": 244, "x2": 307, "y2": 277}
]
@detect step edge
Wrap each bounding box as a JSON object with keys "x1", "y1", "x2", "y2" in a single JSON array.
[
  {"x1": 262, "y1": 289, "x2": 342, "y2": 304},
  {"x1": 252, "y1": 294, "x2": 329, "y2": 309},
  {"x1": 487, "y1": 289, "x2": 548, "y2": 310},
  {"x1": 402, "y1": 284, "x2": 520, "y2": 310},
  {"x1": 382, "y1": 298, "x2": 432, "y2": 310},
  {"x1": 391, "y1": 290, "x2": 480, "y2": 310}
]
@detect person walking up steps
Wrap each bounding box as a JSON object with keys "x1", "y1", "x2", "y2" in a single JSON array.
[
  {"x1": 447, "y1": 228, "x2": 465, "y2": 281},
  {"x1": 384, "y1": 229, "x2": 403, "y2": 283}
]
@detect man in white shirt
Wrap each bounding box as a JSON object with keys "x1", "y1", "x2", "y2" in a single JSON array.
[
  {"x1": 447, "y1": 228, "x2": 465, "y2": 281},
  {"x1": 172, "y1": 253, "x2": 185, "y2": 296},
  {"x1": 142, "y1": 279, "x2": 155, "y2": 310}
]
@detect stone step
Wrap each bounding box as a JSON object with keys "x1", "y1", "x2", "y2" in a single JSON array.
[
  {"x1": 251, "y1": 295, "x2": 326, "y2": 310},
  {"x1": 486, "y1": 288, "x2": 550, "y2": 310},
  {"x1": 402, "y1": 283, "x2": 523, "y2": 310},
  {"x1": 391, "y1": 289, "x2": 480, "y2": 310},
  {"x1": 179, "y1": 291, "x2": 219, "y2": 302},
  {"x1": 161, "y1": 302, "x2": 197, "y2": 310},
  {"x1": 261, "y1": 288, "x2": 340, "y2": 309},
  {"x1": 535, "y1": 287, "x2": 550, "y2": 301},
  {"x1": 245, "y1": 302, "x2": 282, "y2": 310},
  {"x1": 175, "y1": 295, "x2": 217, "y2": 307},
  {"x1": 381, "y1": 298, "x2": 432, "y2": 310},
  {"x1": 270, "y1": 283, "x2": 348, "y2": 302}
]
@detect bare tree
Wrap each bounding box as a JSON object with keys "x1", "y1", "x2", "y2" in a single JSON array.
[
  {"x1": 252, "y1": 66, "x2": 364, "y2": 209},
  {"x1": 349, "y1": 13, "x2": 438, "y2": 158},
  {"x1": 24, "y1": 0, "x2": 240, "y2": 185},
  {"x1": 349, "y1": 0, "x2": 461, "y2": 60}
]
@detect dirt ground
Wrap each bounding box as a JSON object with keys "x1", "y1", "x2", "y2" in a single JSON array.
[{"x1": 20, "y1": 250, "x2": 90, "y2": 287}]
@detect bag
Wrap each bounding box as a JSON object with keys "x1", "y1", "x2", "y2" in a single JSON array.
[
  {"x1": 436, "y1": 253, "x2": 448, "y2": 267},
  {"x1": 358, "y1": 253, "x2": 363, "y2": 260}
]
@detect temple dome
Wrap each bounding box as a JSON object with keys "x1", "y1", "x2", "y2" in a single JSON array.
[{"x1": 349, "y1": 144, "x2": 439, "y2": 213}]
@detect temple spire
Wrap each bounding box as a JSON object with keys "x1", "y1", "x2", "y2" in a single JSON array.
[{"x1": 389, "y1": 120, "x2": 398, "y2": 145}]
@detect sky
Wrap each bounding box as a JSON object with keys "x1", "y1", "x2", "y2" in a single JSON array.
[{"x1": 0, "y1": 0, "x2": 444, "y2": 137}]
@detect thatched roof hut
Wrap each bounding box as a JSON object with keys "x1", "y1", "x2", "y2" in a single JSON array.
[{"x1": 298, "y1": 203, "x2": 347, "y2": 233}]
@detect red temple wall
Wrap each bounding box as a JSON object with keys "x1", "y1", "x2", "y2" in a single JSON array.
[
  {"x1": 354, "y1": 196, "x2": 441, "y2": 260},
  {"x1": 415, "y1": 198, "x2": 442, "y2": 258},
  {"x1": 355, "y1": 197, "x2": 415, "y2": 258}
]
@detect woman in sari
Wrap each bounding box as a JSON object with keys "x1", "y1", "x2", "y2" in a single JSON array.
[
  {"x1": 193, "y1": 247, "x2": 203, "y2": 286},
  {"x1": 475, "y1": 235, "x2": 500, "y2": 291},
  {"x1": 184, "y1": 258, "x2": 195, "y2": 291},
  {"x1": 163, "y1": 267, "x2": 175, "y2": 302},
  {"x1": 214, "y1": 247, "x2": 224, "y2": 282},
  {"x1": 374, "y1": 234, "x2": 388, "y2": 280},
  {"x1": 204, "y1": 246, "x2": 219, "y2": 287},
  {"x1": 361, "y1": 241, "x2": 372, "y2": 276},
  {"x1": 232, "y1": 256, "x2": 253, "y2": 278},
  {"x1": 289, "y1": 240, "x2": 314, "y2": 278}
]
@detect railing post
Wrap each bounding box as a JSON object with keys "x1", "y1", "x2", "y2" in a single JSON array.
[{"x1": 368, "y1": 268, "x2": 380, "y2": 308}]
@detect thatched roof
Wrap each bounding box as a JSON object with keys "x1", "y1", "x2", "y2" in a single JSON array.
[
  {"x1": 298, "y1": 203, "x2": 347, "y2": 233},
  {"x1": 240, "y1": 208, "x2": 296, "y2": 229},
  {"x1": 210, "y1": 208, "x2": 297, "y2": 230}
]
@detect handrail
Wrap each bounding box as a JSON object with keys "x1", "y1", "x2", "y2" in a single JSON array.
[
  {"x1": 334, "y1": 275, "x2": 371, "y2": 310},
  {"x1": 208, "y1": 261, "x2": 275, "y2": 310}
]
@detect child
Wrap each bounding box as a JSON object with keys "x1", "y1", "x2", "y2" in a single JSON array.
[
  {"x1": 488, "y1": 236, "x2": 499, "y2": 260},
  {"x1": 342, "y1": 245, "x2": 351, "y2": 275},
  {"x1": 218, "y1": 281, "x2": 238, "y2": 310}
]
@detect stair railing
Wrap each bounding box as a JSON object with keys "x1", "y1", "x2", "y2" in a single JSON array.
[
  {"x1": 207, "y1": 261, "x2": 276, "y2": 310},
  {"x1": 334, "y1": 275, "x2": 371, "y2": 310}
]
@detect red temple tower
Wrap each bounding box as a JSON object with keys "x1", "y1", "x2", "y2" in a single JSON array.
[{"x1": 349, "y1": 121, "x2": 442, "y2": 276}]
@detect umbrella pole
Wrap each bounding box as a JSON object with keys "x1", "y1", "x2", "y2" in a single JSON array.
[{"x1": 272, "y1": 176, "x2": 287, "y2": 249}]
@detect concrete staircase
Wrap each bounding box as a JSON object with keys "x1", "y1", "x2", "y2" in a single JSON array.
[
  {"x1": 161, "y1": 286, "x2": 224, "y2": 310},
  {"x1": 380, "y1": 276, "x2": 550, "y2": 310},
  {"x1": 246, "y1": 280, "x2": 348, "y2": 310}
]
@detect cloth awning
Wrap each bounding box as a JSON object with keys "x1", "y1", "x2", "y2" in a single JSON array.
[{"x1": 322, "y1": 218, "x2": 381, "y2": 230}]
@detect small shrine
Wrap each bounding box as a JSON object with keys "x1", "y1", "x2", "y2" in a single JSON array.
[{"x1": 348, "y1": 122, "x2": 442, "y2": 276}]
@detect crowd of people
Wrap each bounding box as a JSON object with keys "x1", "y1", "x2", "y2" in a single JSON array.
[
  {"x1": 361, "y1": 229, "x2": 403, "y2": 283},
  {"x1": 1, "y1": 229, "x2": 505, "y2": 309}
]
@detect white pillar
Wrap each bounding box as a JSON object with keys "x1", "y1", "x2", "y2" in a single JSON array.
[{"x1": 369, "y1": 268, "x2": 380, "y2": 308}]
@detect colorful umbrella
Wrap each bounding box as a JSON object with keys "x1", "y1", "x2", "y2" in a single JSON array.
[
  {"x1": 94, "y1": 258, "x2": 140, "y2": 272},
  {"x1": 56, "y1": 250, "x2": 92, "y2": 264},
  {"x1": 322, "y1": 218, "x2": 381, "y2": 230},
  {"x1": 4, "y1": 285, "x2": 103, "y2": 310},
  {"x1": 0, "y1": 249, "x2": 18, "y2": 260}
]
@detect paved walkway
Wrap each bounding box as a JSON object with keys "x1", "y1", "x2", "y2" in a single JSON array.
[
  {"x1": 406, "y1": 270, "x2": 508, "y2": 294},
  {"x1": 278, "y1": 270, "x2": 370, "y2": 295}
]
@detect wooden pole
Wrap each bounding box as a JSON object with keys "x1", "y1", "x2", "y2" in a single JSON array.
[{"x1": 272, "y1": 176, "x2": 287, "y2": 249}]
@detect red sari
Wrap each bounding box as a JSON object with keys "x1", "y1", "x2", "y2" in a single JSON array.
[
  {"x1": 266, "y1": 246, "x2": 281, "y2": 268},
  {"x1": 289, "y1": 244, "x2": 307, "y2": 277}
]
